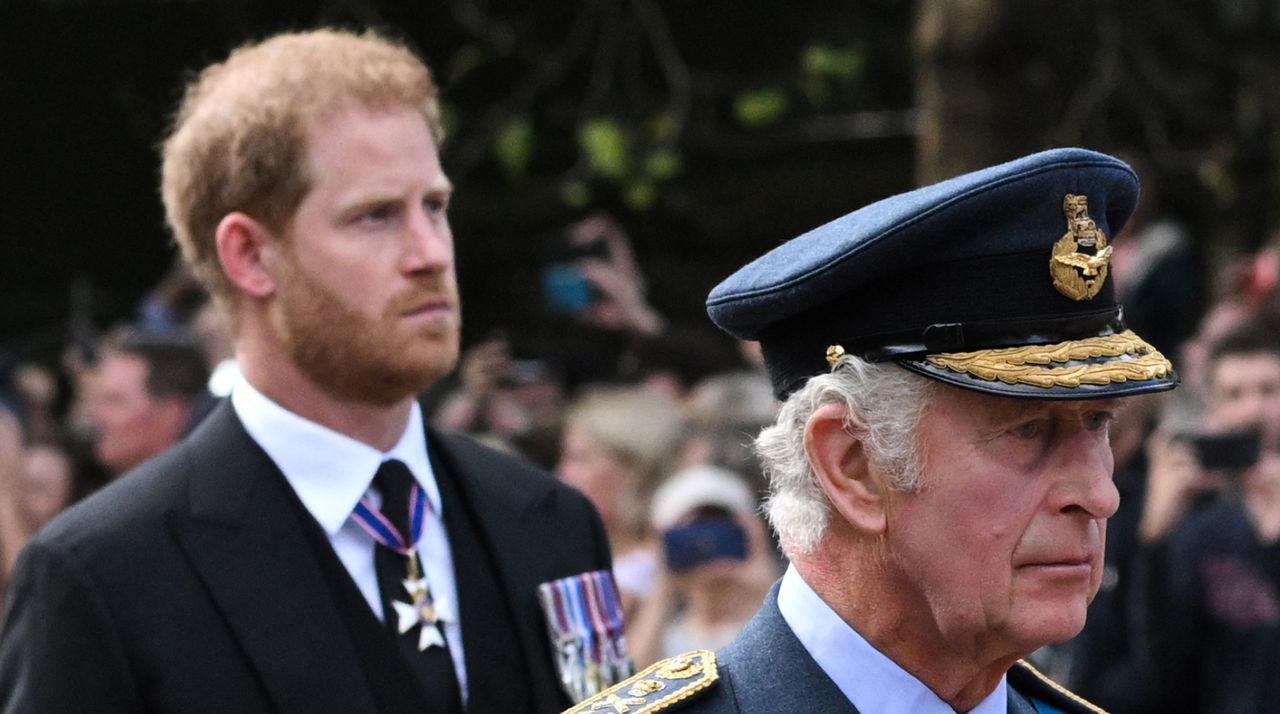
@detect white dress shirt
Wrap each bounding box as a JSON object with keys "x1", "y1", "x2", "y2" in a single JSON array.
[
  {"x1": 778, "y1": 565, "x2": 1007, "y2": 714},
  {"x1": 231, "y1": 377, "x2": 468, "y2": 700}
]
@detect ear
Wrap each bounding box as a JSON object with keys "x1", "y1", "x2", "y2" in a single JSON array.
[
  {"x1": 215, "y1": 212, "x2": 280, "y2": 299},
  {"x1": 804, "y1": 402, "x2": 889, "y2": 535}
]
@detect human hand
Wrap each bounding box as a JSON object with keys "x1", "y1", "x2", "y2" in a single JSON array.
[
  {"x1": 1243, "y1": 454, "x2": 1280, "y2": 543},
  {"x1": 458, "y1": 336, "x2": 510, "y2": 399},
  {"x1": 564, "y1": 215, "x2": 664, "y2": 337},
  {"x1": 1139, "y1": 430, "x2": 1217, "y2": 543},
  {"x1": 433, "y1": 335, "x2": 531, "y2": 435}
]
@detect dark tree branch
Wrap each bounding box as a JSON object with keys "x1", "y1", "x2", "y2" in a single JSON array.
[
  {"x1": 445, "y1": 2, "x2": 601, "y2": 177},
  {"x1": 631, "y1": 0, "x2": 692, "y2": 137},
  {"x1": 581, "y1": 0, "x2": 624, "y2": 116}
]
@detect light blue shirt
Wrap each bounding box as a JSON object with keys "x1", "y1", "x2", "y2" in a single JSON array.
[
  {"x1": 230, "y1": 377, "x2": 467, "y2": 700},
  {"x1": 777, "y1": 565, "x2": 1007, "y2": 714}
]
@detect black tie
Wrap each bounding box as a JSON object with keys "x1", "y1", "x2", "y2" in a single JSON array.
[{"x1": 372, "y1": 459, "x2": 465, "y2": 714}]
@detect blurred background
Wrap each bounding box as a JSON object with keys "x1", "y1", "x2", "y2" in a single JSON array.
[
  {"x1": 9, "y1": 4, "x2": 1280, "y2": 711},
  {"x1": 11, "y1": 0, "x2": 1280, "y2": 358}
]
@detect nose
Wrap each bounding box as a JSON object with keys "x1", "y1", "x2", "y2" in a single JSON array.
[
  {"x1": 1054, "y1": 435, "x2": 1119, "y2": 520},
  {"x1": 400, "y1": 204, "x2": 453, "y2": 275}
]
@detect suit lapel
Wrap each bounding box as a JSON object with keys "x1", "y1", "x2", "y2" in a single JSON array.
[
  {"x1": 167, "y1": 404, "x2": 377, "y2": 713},
  {"x1": 426, "y1": 429, "x2": 578, "y2": 712}
]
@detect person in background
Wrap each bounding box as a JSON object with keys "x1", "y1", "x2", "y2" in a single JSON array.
[
  {"x1": 677, "y1": 370, "x2": 778, "y2": 495},
  {"x1": 534, "y1": 213, "x2": 668, "y2": 394},
  {"x1": 557, "y1": 386, "x2": 686, "y2": 616},
  {"x1": 16, "y1": 437, "x2": 76, "y2": 538},
  {"x1": 0, "y1": 377, "x2": 24, "y2": 602},
  {"x1": 87, "y1": 329, "x2": 212, "y2": 476},
  {"x1": 1139, "y1": 314, "x2": 1280, "y2": 713},
  {"x1": 12, "y1": 362, "x2": 60, "y2": 444},
  {"x1": 431, "y1": 333, "x2": 567, "y2": 469},
  {"x1": 626, "y1": 465, "x2": 777, "y2": 667}
]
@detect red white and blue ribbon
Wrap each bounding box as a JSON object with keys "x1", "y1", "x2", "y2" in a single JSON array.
[
  {"x1": 539, "y1": 570, "x2": 634, "y2": 703},
  {"x1": 350, "y1": 482, "x2": 444, "y2": 650},
  {"x1": 350, "y1": 483, "x2": 427, "y2": 555}
]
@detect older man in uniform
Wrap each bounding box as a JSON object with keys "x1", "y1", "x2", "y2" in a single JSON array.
[{"x1": 569, "y1": 148, "x2": 1176, "y2": 713}]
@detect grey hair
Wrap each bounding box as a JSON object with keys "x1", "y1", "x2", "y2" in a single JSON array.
[{"x1": 756, "y1": 356, "x2": 935, "y2": 555}]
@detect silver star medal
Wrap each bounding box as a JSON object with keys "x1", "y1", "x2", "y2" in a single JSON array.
[{"x1": 394, "y1": 573, "x2": 447, "y2": 651}]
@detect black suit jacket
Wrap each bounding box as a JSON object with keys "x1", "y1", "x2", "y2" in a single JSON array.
[{"x1": 0, "y1": 402, "x2": 611, "y2": 713}]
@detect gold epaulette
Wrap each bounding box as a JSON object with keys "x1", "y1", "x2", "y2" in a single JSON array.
[
  {"x1": 1013, "y1": 659, "x2": 1109, "y2": 714},
  {"x1": 561, "y1": 650, "x2": 718, "y2": 714}
]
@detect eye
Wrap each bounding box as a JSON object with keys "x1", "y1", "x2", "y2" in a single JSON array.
[
  {"x1": 357, "y1": 203, "x2": 398, "y2": 223},
  {"x1": 1011, "y1": 420, "x2": 1045, "y2": 440},
  {"x1": 1083, "y1": 410, "x2": 1113, "y2": 431},
  {"x1": 423, "y1": 195, "x2": 449, "y2": 215}
]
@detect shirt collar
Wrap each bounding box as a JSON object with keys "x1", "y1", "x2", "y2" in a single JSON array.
[
  {"x1": 230, "y1": 375, "x2": 443, "y2": 535},
  {"x1": 777, "y1": 565, "x2": 1008, "y2": 714}
]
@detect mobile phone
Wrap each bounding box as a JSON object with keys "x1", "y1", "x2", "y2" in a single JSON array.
[
  {"x1": 1188, "y1": 429, "x2": 1260, "y2": 472},
  {"x1": 540, "y1": 230, "x2": 611, "y2": 314},
  {"x1": 663, "y1": 517, "x2": 747, "y2": 571},
  {"x1": 540, "y1": 264, "x2": 597, "y2": 313}
]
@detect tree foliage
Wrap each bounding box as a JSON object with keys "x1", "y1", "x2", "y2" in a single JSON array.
[{"x1": 1, "y1": 0, "x2": 916, "y2": 351}]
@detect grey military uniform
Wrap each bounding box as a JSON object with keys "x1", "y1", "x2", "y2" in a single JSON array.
[{"x1": 567, "y1": 585, "x2": 1105, "y2": 714}]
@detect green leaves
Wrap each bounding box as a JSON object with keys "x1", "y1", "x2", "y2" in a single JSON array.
[
  {"x1": 493, "y1": 115, "x2": 534, "y2": 180},
  {"x1": 802, "y1": 44, "x2": 863, "y2": 81},
  {"x1": 644, "y1": 149, "x2": 682, "y2": 181},
  {"x1": 731, "y1": 44, "x2": 864, "y2": 126},
  {"x1": 800, "y1": 43, "x2": 864, "y2": 107},
  {"x1": 579, "y1": 118, "x2": 631, "y2": 179},
  {"x1": 570, "y1": 115, "x2": 684, "y2": 211},
  {"x1": 733, "y1": 88, "x2": 788, "y2": 127}
]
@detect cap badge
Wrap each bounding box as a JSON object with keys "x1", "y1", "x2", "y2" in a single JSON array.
[
  {"x1": 1050, "y1": 194, "x2": 1112, "y2": 301},
  {"x1": 825, "y1": 345, "x2": 846, "y2": 368}
]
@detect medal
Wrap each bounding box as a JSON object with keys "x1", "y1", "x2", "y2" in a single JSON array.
[
  {"x1": 351, "y1": 483, "x2": 448, "y2": 651},
  {"x1": 390, "y1": 548, "x2": 447, "y2": 651},
  {"x1": 539, "y1": 570, "x2": 634, "y2": 702}
]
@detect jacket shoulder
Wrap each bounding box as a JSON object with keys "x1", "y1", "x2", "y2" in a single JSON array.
[
  {"x1": 428, "y1": 427, "x2": 595, "y2": 508},
  {"x1": 430, "y1": 428, "x2": 551, "y2": 479},
  {"x1": 562, "y1": 650, "x2": 727, "y2": 713},
  {"x1": 36, "y1": 444, "x2": 189, "y2": 553},
  {"x1": 1009, "y1": 660, "x2": 1110, "y2": 714}
]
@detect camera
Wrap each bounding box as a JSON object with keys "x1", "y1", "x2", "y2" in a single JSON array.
[
  {"x1": 1185, "y1": 429, "x2": 1261, "y2": 472},
  {"x1": 662, "y1": 516, "x2": 747, "y2": 571}
]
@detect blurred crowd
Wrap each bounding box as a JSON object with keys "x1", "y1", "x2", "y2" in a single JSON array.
[
  {"x1": 0, "y1": 213, "x2": 781, "y2": 671},
  {"x1": 4, "y1": 178, "x2": 1280, "y2": 712}
]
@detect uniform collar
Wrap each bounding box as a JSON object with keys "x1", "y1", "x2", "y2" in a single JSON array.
[{"x1": 777, "y1": 565, "x2": 1009, "y2": 714}]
